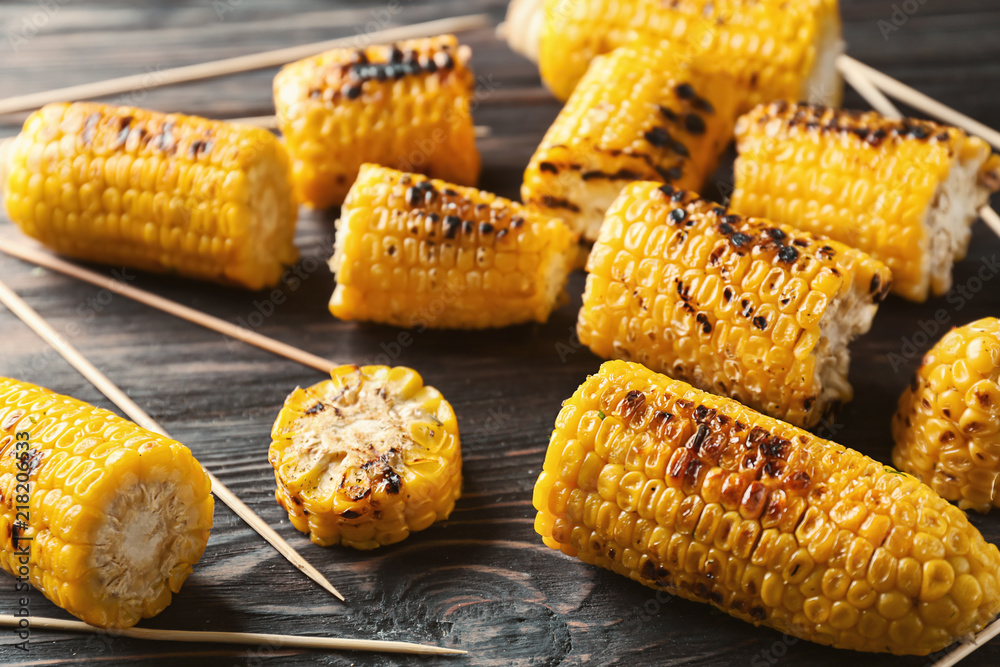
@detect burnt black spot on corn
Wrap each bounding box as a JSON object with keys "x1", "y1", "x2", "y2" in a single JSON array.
[{"x1": 534, "y1": 361, "x2": 1000, "y2": 655}]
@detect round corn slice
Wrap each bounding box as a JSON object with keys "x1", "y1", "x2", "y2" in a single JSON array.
[
  {"x1": 268, "y1": 365, "x2": 462, "y2": 550},
  {"x1": 893, "y1": 317, "x2": 1000, "y2": 512},
  {"x1": 0, "y1": 378, "x2": 214, "y2": 629}
]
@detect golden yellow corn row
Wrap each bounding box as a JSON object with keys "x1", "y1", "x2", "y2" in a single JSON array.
[
  {"x1": 522, "y1": 0, "x2": 843, "y2": 108},
  {"x1": 329, "y1": 164, "x2": 577, "y2": 329},
  {"x1": 578, "y1": 181, "x2": 891, "y2": 428},
  {"x1": 733, "y1": 102, "x2": 1000, "y2": 302},
  {"x1": 0, "y1": 378, "x2": 213, "y2": 629},
  {"x1": 522, "y1": 44, "x2": 739, "y2": 242},
  {"x1": 269, "y1": 365, "x2": 461, "y2": 550},
  {"x1": 274, "y1": 35, "x2": 481, "y2": 209},
  {"x1": 2, "y1": 102, "x2": 299, "y2": 290},
  {"x1": 893, "y1": 318, "x2": 1000, "y2": 512},
  {"x1": 535, "y1": 360, "x2": 1000, "y2": 654}
]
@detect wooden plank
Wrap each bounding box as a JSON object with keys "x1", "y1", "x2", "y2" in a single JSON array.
[{"x1": 1, "y1": 1, "x2": 1000, "y2": 665}]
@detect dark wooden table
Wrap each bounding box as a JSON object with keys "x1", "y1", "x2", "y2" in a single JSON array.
[{"x1": 2, "y1": 1, "x2": 1000, "y2": 665}]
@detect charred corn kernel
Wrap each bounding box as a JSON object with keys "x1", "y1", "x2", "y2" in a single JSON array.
[
  {"x1": 329, "y1": 164, "x2": 576, "y2": 329},
  {"x1": 893, "y1": 317, "x2": 1000, "y2": 512},
  {"x1": 577, "y1": 182, "x2": 891, "y2": 428},
  {"x1": 534, "y1": 360, "x2": 1000, "y2": 654},
  {"x1": 733, "y1": 102, "x2": 1000, "y2": 302},
  {"x1": 268, "y1": 365, "x2": 461, "y2": 550},
  {"x1": 274, "y1": 35, "x2": 481, "y2": 209},
  {"x1": 0, "y1": 378, "x2": 213, "y2": 629},
  {"x1": 516, "y1": 0, "x2": 843, "y2": 107},
  {"x1": 2, "y1": 102, "x2": 299, "y2": 290},
  {"x1": 521, "y1": 44, "x2": 739, "y2": 242}
]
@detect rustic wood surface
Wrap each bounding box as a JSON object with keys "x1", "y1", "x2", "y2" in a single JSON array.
[{"x1": 2, "y1": 1, "x2": 1000, "y2": 665}]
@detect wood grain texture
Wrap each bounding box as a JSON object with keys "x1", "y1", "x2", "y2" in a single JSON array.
[{"x1": 1, "y1": 1, "x2": 1000, "y2": 665}]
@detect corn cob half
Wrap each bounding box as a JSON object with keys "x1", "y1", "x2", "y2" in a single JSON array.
[
  {"x1": 274, "y1": 35, "x2": 481, "y2": 209},
  {"x1": 521, "y1": 0, "x2": 843, "y2": 108},
  {"x1": 269, "y1": 365, "x2": 461, "y2": 550},
  {"x1": 522, "y1": 44, "x2": 739, "y2": 243},
  {"x1": 578, "y1": 182, "x2": 891, "y2": 428},
  {"x1": 329, "y1": 164, "x2": 577, "y2": 329},
  {"x1": 893, "y1": 318, "x2": 1000, "y2": 512},
  {"x1": 535, "y1": 360, "x2": 1000, "y2": 654},
  {"x1": 733, "y1": 102, "x2": 1000, "y2": 302},
  {"x1": 2, "y1": 102, "x2": 299, "y2": 290},
  {"x1": 0, "y1": 378, "x2": 213, "y2": 628}
]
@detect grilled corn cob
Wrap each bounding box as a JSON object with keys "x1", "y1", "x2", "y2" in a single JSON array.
[
  {"x1": 535, "y1": 360, "x2": 1000, "y2": 654},
  {"x1": 269, "y1": 365, "x2": 461, "y2": 550},
  {"x1": 505, "y1": 0, "x2": 843, "y2": 108},
  {"x1": 521, "y1": 45, "x2": 739, "y2": 242},
  {"x1": 0, "y1": 378, "x2": 213, "y2": 629},
  {"x1": 733, "y1": 102, "x2": 1000, "y2": 302},
  {"x1": 578, "y1": 182, "x2": 891, "y2": 428},
  {"x1": 329, "y1": 164, "x2": 577, "y2": 329},
  {"x1": 274, "y1": 35, "x2": 481, "y2": 210},
  {"x1": 893, "y1": 318, "x2": 1000, "y2": 512},
  {"x1": 2, "y1": 102, "x2": 299, "y2": 290}
]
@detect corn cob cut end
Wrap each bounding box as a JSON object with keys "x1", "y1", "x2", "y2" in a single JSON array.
[
  {"x1": 523, "y1": 45, "x2": 739, "y2": 243},
  {"x1": 268, "y1": 365, "x2": 462, "y2": 550},
  {"x1": 893, "y1": 317, "x2": 1000, "y2": 512},
  {"x1": 329, "y1": 164, "x2": 576, "y2": 329},
  {"x1": 535, "y1": 360, "x2": 1000, "y2": 654},
  {"x1": 734, "y1": 102, "x2": 1000, "y2": 302},
  {"x1": 0, "y1": 136, "x2": 13, "y2": 196},
  {"x1": 0, "y1": 378, "x2": 214, "y2": 629},
  {"x1": 578, "y1": 182, "x2": 891, "y2": 427},
  {"x1": 502, "y1": 0, "x2": 544, "y2": 63},
  {"x1": 802, "y1": 6, "x2": 845, "y2": 108}
]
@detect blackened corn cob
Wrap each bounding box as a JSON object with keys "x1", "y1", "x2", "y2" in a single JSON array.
[
  {"x1": 269, "y1": 365, "x2": 461, "y2": 549},
  {"x1": 733, "y1": 102, "x2": 1000, "y2": 302},
  {"x1": 521, "y1": 44, "x2": 739, "y2": 242},
  {"x1": 0, "y1": 378, "x2": 213, "y2": 628},
  {"x1": 577, "y1": 182, "x2": 891, "y2": 428},
  {"x1": 329, "y1": 164, "x2": 577, "y2": 329},
  {"x1": 534, "y1": 360, "x2": 1000, "y2": 654},
  {"x1": 2, "y1": 102, "x2": 299, "y2": 290},
  {"x1": 893, "y1": 317, "x2": 1000, "y2": 512},
  {"x1": 274, "y1": 35, "x2": 481, "y2": 209},
  {"x1": 511, "y1": 0, "x2": 843, "y2": 108}
]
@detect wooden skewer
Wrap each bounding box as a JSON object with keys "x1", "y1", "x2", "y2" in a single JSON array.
[
  {"x1": 0, "y1": 240, "x2": 339, "y2": 374},
  {"x1": 0, "y1": 615, "x2": 464, "y2": 656},
  {"x1": 228, "y1": 115, "x2": 493, "y2": 138},
  {"x1": 0, "y1": 279, "x2": 345, "y2": 602},
  {"x1": 929, "y1": 620, "x2": 1000, "y2": 667},
  {"x1": 837, "y1": 56, "x2": 1000, "y2": 248},
  {"x1": 837, "y1": 55, "x2": 1000, "y2": 151},
  {"x1": 0, "y1": 14, "x2": 491, "y2": 117}
]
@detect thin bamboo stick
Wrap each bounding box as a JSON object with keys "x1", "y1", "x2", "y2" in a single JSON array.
[
  {"x1": 0, "y1": 14, "x2": 491, "y2": 116},
  {"x1": 0, "y1": 615, "x2": 465, "y2": 656},
  {"x1": 0, "y1": 240, "x2": 338, "y2": 374},
  {"x1": 837, "y1": 55, "x2": 1000, "y2": 151},
  {"x1": 0, "y1": 279, "x2": 344, "y2": 602},
  {"x1": 929, "y1": 619, "x2": 1000, "y2": 667}
]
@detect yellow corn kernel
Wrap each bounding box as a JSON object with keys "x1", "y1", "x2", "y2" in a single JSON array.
[
  {"x1": 894, "y1": 317, "x2": 1000, "y2": 512},
  {"x1": 533, "y1": 360, "x2": 1000, "y2": 654},
  {"x1": 268, "y1": 365, "x2": 461, "y2": 549},
  {"x1": 0, "y1": 378, "x2": 213, "y2": 629},
  {"x1": 577, "y1": 182, "x2": 891, "y2": 427},
  {"x1": 733, "y1": 103, "x2": 1000, "y2": 302},
  {"x1": 274, "y1": 35, "x2": 480, "y2": 209},
  {"x1": 3, "y1": 102, "x2": 299, "y2": 289},
  {"x1": 329, "y1": 164, "x2": 577, "y2": 329}
]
